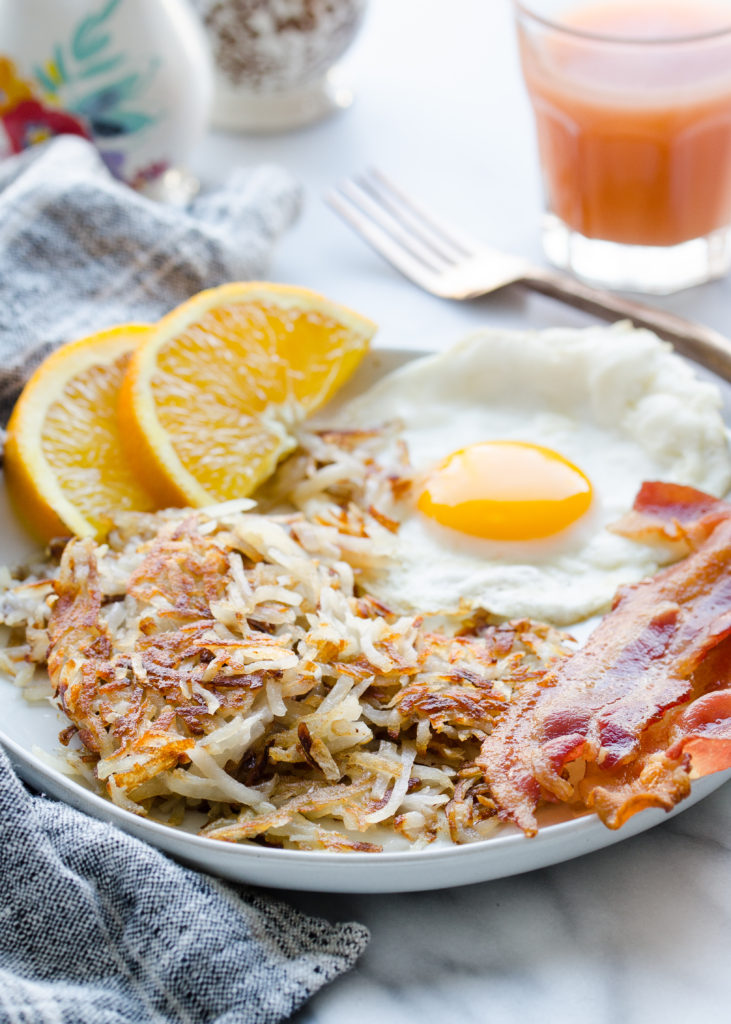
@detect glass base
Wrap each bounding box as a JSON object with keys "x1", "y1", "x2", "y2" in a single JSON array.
[
  {"x1": 209, "y1": 70, "x2": 354, "y2": 134},
  {"x1": 542, "y1": 214, "x2": 731, "y2": 294}
]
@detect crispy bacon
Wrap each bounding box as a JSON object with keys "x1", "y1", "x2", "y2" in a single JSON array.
[
  {"x1": 478, "y1": 482, "x2": 731, "y2": 835},
  {"x1": 666, "y1": 689, "x2": 731, "y2": 776},
  {"x1": 608, "y1": 480, "x2": 731, "y2": 555}
]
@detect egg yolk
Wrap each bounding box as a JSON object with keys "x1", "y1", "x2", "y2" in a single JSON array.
[{"x1": 417, "y1": 441, "x2": 593, "y2": 541}]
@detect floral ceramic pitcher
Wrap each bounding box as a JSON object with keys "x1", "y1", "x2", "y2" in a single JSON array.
[{"x1": 0, "y1": 0, "x2": 212, "y2": 189}]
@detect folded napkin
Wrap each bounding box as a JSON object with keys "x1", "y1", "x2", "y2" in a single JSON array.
[
  {"x1": 0, "y1": 134, "x2": 303, "y2": 424},
  {"x1": 0, "y1": 748, "x2": 369, "y2": 1023},
  {"x1": 0, "y1": 137, "x2": 369, "y2": 1022}
]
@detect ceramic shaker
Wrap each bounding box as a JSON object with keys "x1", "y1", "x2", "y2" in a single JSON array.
[
  {"x1": 193, "y1": 0, "x2": 368, "y2": 132},
  {"x1": 0, "y1": 0, "x2": 213, "y2": 190}
]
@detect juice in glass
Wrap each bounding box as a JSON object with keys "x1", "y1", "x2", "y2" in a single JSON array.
[{"x1": 515, "y1": 0, "x2": 731, "y2": 291}]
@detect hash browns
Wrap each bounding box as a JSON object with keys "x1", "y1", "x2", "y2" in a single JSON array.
[{"x1": 0, "y1": 428, "x2": 571, "y2": 851}]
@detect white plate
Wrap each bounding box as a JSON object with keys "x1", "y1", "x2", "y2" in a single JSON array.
[{"x1": 1, "y1": 346, "x2": 729, "y2": 893}]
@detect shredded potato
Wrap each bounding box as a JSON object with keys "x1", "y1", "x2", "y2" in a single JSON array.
[{"x1": 0, "y1": 428, "x2": 571, "y2": 851}]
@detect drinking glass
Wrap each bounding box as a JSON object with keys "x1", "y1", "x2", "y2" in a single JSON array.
[{"x1": 514, "y1": 0, "x2": 731, "y2": 292}]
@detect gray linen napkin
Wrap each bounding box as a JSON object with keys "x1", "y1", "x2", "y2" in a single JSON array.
[
  {"x1": 0, "y1": 134, "x2": 303, "y2": 423},
  {"x1": 0, "y1": 136, "x2": 369, "y2": 1021},
  {"x1": 0, "y1": 748, "x2": 369, "y2": 1023}
]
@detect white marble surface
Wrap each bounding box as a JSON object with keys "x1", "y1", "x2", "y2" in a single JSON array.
[{"x1": 188, "y1": 0, "x2": 731, "y2": 1019}]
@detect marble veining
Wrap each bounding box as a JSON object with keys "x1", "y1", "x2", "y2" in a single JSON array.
[{"x1": 288, "y1": 783, "x2": 731, "y2": 1023}]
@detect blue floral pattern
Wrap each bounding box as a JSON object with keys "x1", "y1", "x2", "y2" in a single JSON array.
[{"x1": 1, "y1": 0, "x2": 162, "y2": 184}]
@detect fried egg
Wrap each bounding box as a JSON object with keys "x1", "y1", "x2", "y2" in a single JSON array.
[{"x1": 327, "y1": 322, "x2": 731, "y2": 626}]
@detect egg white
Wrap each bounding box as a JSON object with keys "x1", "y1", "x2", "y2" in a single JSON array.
[{"x1": 323, "y1": 322, "x2": 731, "y2": 627}]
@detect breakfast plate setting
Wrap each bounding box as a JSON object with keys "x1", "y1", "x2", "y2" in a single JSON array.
[
  {"x1": 1, "y1": 297, "x2": 730, "y2": 893},
  {"x1": 3, "y1": 3, "x2": 731, "y2": 1022}
]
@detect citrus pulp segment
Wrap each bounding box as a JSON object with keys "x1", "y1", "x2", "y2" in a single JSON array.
[{"x1": 118, "y1": 282, "x2": 376, "y2": 507}]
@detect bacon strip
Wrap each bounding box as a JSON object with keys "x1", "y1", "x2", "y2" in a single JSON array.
[
  {"x1": 666, "y1": 690, "x2": 731, "y2": 776},
  {"x1": 478, "y1": 482, "x2": 731, "y2": 835},
  {"x1": 609, "y1": 480, "x2": 731, "y2": 554}
]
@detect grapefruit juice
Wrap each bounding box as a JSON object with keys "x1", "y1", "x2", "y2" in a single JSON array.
[{"x1": 516, "y1": 0, "x2": 731, "y2": 290}]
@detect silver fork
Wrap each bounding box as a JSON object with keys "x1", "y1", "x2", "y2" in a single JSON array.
[{"x1": 326, "y1": 168, "x2": 731, "y2": 381}]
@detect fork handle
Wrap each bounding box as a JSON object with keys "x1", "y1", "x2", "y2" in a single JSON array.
[{"x1": 521, "y1": 267, "x2": 731, "y2": 380}]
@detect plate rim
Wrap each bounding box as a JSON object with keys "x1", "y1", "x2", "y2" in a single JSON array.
[{"x1": 2, "y1": 727, "x2": 729, "y2": 867}]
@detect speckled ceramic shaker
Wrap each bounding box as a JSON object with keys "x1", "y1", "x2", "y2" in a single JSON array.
[{"x1": 193, "y1": 0, "x2": 368, "y2": 132}]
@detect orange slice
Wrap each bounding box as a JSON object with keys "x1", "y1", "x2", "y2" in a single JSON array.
[
  {"x1": 118, "y1": 282, "x2": 376, "y2": 507},
  {"x1": 4, "y1": 324, "x2": 157, "y2": 540}
]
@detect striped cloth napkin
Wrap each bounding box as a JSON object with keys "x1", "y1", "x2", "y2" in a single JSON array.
[
  {"x1": 0, "y1": 134, "x2": 302, "y2": 424},
  {"x1": 0, "y1": 746, "x2": 369, "y2": 1023},
  {"x1": 0, "y1": 135, "x2": 369, "y2": 1023}
]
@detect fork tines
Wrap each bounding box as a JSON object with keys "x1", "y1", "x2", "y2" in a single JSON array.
[{"x1": 326, "y1": 168, "x2": 478, "y2": 285}]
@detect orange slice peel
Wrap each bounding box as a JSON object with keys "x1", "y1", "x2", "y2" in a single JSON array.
[{"x1": 4, "y1": 324, "x2": 156, "y2": 540}]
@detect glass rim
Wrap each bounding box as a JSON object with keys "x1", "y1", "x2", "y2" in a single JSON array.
[{"x1": 513, "y1": 1, "x2": 731, "y2": 45}]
